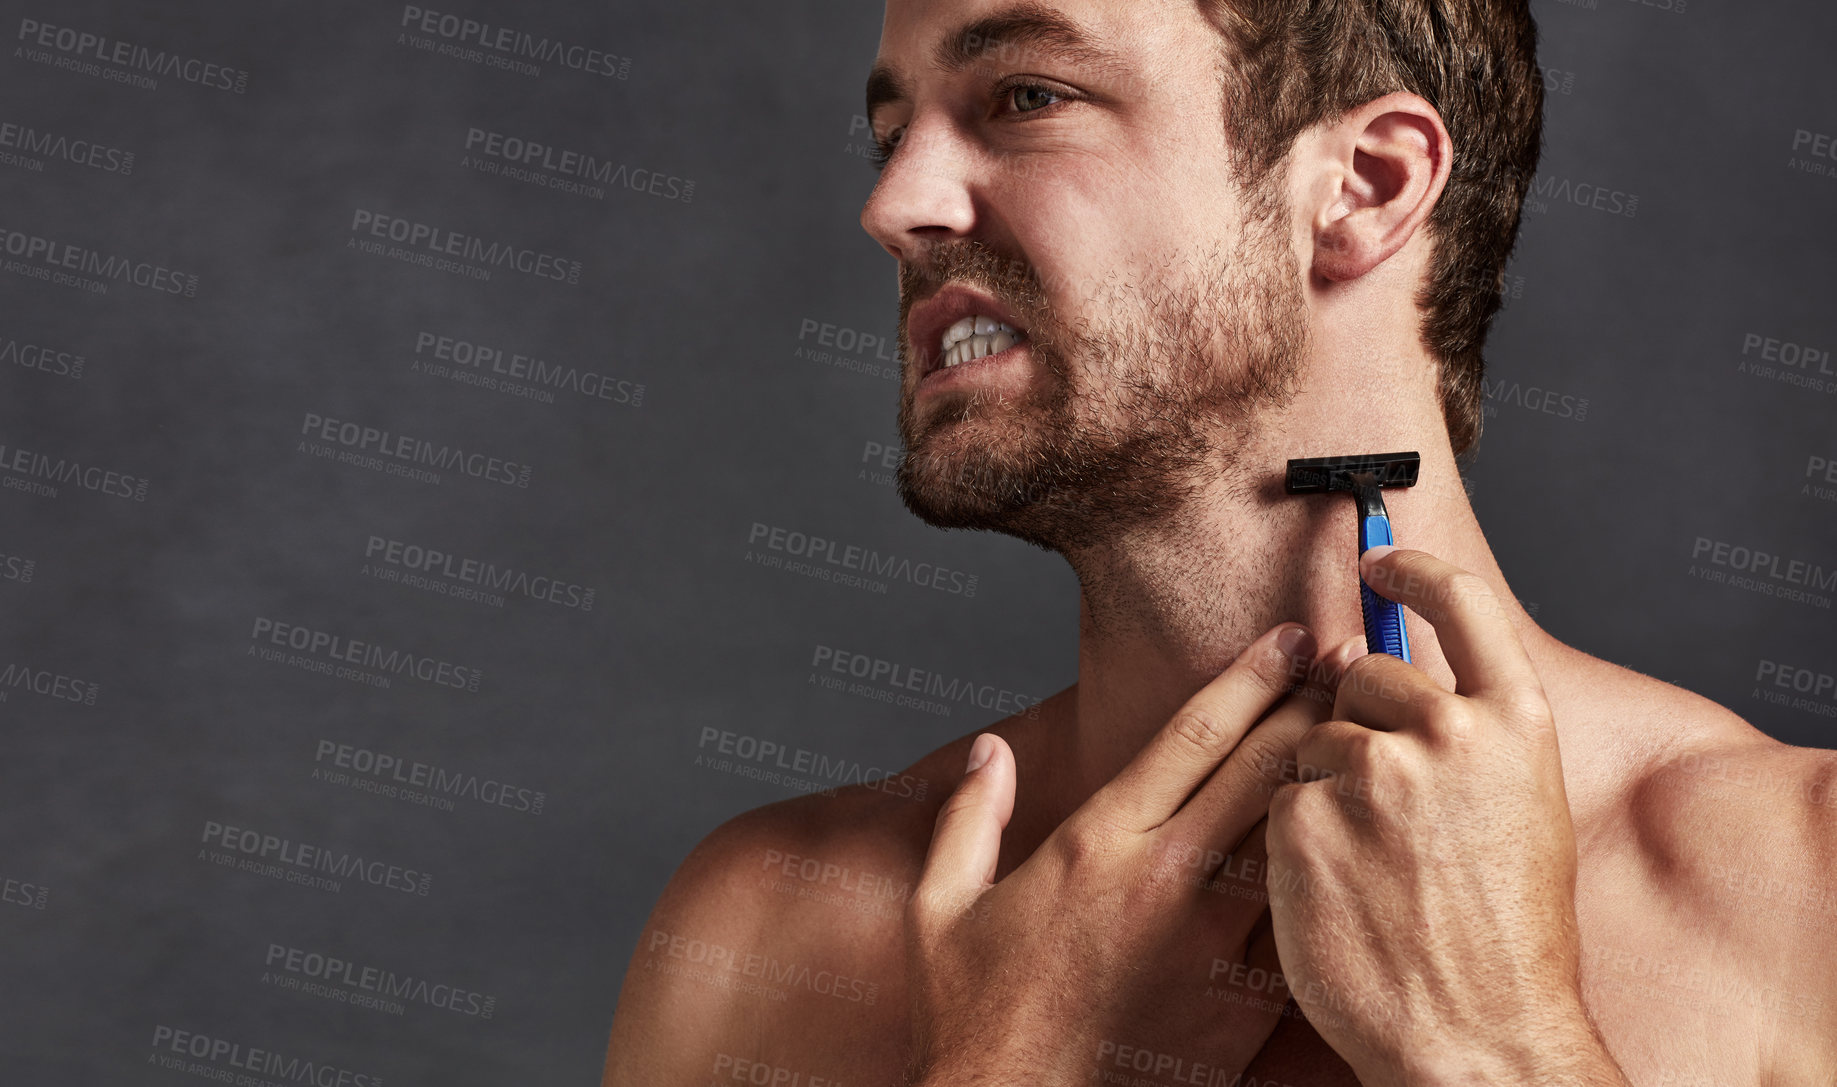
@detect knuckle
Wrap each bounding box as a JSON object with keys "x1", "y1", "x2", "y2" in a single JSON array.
[
  {"x1": 1142, "y1": 835, "x2": 1203, "y2": 889},
  {"x1": 1239, "y1": 733, "x2": 1297, "y2": 788},
  {"x1": 1424, "y1": 696, "x2": 1480, "y2": 739},
  {"x1": 1150, "y1": 833, "x2": 1206, "y2": 873},
  {"x1": 1335, "y1": 725, "x2": 1376, "y2": 770},
  {"x1": 1348, "y1": 730, "x2": 1404, "y2": 779},
  {"x1": 1052, "y1": 814, "x2": 1122, "y2": 872},
  {"x1": 1338, "y1": 653, "x2": 1424, "y2": 711},
  {"x1": 1167, "y1": 707, "x2": 1232, "y2": 755},
  {"x1": 1496, "y1": 686, "x2": 1556, "y2": 733}
]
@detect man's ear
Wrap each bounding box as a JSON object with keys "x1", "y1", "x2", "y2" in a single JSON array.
[{"x1": 1308, "y1": 92, "x2": 1452, "y2": 282}]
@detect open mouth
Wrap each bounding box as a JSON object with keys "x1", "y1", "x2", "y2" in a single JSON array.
[
  {"x1": 933, "y1": 314, "x2": 1029, "y2": 373},
  {"x1": 907, "y1": 283, "x2": 1039, "y2": 388}
]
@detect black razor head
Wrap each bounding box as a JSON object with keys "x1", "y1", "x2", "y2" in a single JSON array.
[{"x1": 1284, "y1": 451, "x2": 1421, "y2": 494}]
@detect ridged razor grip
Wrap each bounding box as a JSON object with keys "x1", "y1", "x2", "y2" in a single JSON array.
[{"x1": 1358, "y1": 514, "x2": 1411, "y2": 662}]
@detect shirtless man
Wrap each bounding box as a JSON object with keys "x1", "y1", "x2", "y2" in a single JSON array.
[{"x1": 604, "y1": 1, "x2": 1837, "y2": 1083}]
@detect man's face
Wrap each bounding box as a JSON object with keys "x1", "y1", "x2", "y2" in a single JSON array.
[{"x1": 860, "y1": 0, "x2": 1310, "y2": 554}]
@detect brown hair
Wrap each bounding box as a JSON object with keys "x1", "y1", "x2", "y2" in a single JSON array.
[{"x1": 1196, "y1": 0, "x2": 1545, "y2": 456}]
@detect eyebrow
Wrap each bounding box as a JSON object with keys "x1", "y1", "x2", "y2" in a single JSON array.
[{"x1": 864, "y1": 3, "x2": 1129, "y2": 126}]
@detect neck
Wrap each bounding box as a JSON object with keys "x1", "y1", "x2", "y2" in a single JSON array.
[{"x1": 1029, "y1": 373, "x2": 1563, "y2": 830}]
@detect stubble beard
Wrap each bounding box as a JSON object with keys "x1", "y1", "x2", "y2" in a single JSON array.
[{"x1": 894, "y1": 193, "x2": 1309, "y2": 557}]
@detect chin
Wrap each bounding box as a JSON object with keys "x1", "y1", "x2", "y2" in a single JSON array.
[{"x1": 893, "y1": 425, "x2": 1120, "y2": 555}]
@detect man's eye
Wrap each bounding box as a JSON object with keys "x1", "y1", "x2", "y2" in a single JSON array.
[
  {"x1": 868, "y1": 126, "x2": 904, "y2": 172},
  {"x1": 865, "y1": 82, "x2": 1068, "y2": 174},
  {"x1": 1005, "y1": 82, "x2": 1064, "y2": 114}
]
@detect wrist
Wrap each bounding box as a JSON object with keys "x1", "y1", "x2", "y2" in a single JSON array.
[{"x1": 1399, "y1": 1015, "x2": 1629, "y2": 1087}]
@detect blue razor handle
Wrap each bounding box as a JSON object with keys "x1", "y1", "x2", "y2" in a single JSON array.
[
  {"x1": 1353, "y1": 476, "x2": 1411, "y2": 662},
  {"x1": 1282, "y1": 452, "x2": 1421, "y2": 662}
]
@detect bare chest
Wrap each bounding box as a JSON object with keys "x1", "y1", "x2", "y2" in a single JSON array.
[
  {"x1": 736, "y1": 792, "x2": 1823, "y2": 1087},
  {"x1": 760, "y1": 879, "x2": 1799, "y2": 1085}
]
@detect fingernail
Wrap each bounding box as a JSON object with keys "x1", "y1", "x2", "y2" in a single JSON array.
[
  {"x1": 1277, "y1": 625, "x2": 1313, "y2": 657},
  {"x1": 965, "y1": 733, "x2": 994, "y2": 774}
]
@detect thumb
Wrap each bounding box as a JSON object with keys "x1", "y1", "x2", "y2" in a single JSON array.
[
  {"x1": 1322, "y1": 635, "x2": 1366, "y2": 692},
  {"x1": 917, "y1": 733, "x2": 1016, "y2": 919}
]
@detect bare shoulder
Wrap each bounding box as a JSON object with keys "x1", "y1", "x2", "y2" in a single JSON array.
[
  {"x1": 1618, "y1": 676, "x2": 1837, "y2": 909},
  {"x1": 1549, "y1": 651, "x2": 1836, "y2": 869},
  {"x1": 1589, "y1": 661, "x2": 1837, "y2": 1070},
  {"x1": 601, "y1": 714, "x2": 1029, "y2": 1086},
  {"x1": 1578, "y1": 658, "x2": 1837, "y2": 918}
]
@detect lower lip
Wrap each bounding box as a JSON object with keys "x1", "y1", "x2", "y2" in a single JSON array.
[{"x1": 919, "y1": 340, "x2": 1032, "y2": 393}]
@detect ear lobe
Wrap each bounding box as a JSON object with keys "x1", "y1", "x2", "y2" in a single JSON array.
[{"x1": 1311, "y1": 95, "x2": 1451, "y2": 283}]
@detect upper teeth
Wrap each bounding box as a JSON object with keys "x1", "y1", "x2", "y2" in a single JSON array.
[{"x1": 938, "y1": 315, "x2": 1026, "y2": 368}]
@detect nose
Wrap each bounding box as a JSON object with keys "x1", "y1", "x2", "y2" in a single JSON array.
[{"x1": 858, "y1": 115, "x2": 978, "y2": 262}]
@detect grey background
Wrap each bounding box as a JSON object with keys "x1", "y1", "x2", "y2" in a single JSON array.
[{"x1": 0, "y1": 0, "x2": 1832, "y2": 1082}]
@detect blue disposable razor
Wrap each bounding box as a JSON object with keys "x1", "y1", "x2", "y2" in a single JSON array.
[{"x1": 1284, "y1": 452, "x2": 1422, "y2": 661}]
